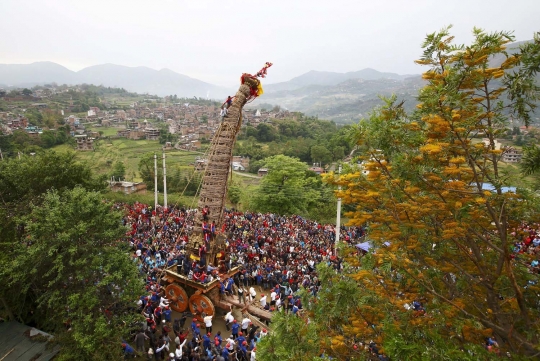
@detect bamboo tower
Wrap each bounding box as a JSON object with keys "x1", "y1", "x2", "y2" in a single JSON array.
[
  {"x1": 198, "y1": 76, "x2": 260, "y2": 225},
  {"x1": 186, "y1": 65, "x2": 271, "y2": 266}
]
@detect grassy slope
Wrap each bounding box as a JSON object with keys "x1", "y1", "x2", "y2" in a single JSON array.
[{"x1": 53, "y1": 131, "x2": 261, "y2": 209}]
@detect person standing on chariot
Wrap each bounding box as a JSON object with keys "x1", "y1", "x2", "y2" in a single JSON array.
[{"x1": 202, "y1": 205, "x2": 210, "y2": 222}]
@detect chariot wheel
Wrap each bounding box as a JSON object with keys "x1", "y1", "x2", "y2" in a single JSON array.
[
  {"x1": 165, "y1": 284, "x2": 189, "y2": 312},
  {"x1": 189, "y1": 294, "x2": 215, "y2": 321}
]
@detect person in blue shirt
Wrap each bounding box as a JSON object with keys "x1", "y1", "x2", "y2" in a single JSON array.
[
  {"x1": 214, "y1": 331, "x2": 223, "y2": 352},
  {"x1": 225, "y1": 278, "x2": 234, "y2": 295},
  {"x1": 121, "y1": 342, "x2": 135, "y2": 358},
  {"x1": 150, "y1": 291, "x2": 160, "y2": 305},
  {"x1": 220, "y1": 281, "x2": 227, "y2": 300},
  {"x1": 191, "y1": 318, "x2": 197, "y2": 332},
  {"x1": 193, "y1": 323, "x2": 201, "y2": 338},
  {"x1": 163, "y1": 306, "x2": 172, "y2": 323},
  {"x1": 236, "y1": 332, "x2": 246, "y2": 347},
  {"x1": 222, "y1": 346, "x2": 230, "y2": 361},
  {"x1": 231, "y1": 320, "x2": 240, "y2": 339},
  {"x1": 202, "y1": 333, "x2": 211, "y2": 351},
  {"x1": 238, "y1": 341, "x2": 248, "y2": 360}
]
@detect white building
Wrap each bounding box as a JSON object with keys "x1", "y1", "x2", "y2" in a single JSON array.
[{"x1": 232, "y1": 162, "x2": 245, "y2": 171}]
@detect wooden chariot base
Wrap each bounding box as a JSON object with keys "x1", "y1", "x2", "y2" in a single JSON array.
[{"x1": 161, "y1": 266, "x2": 273, "y2": 323}]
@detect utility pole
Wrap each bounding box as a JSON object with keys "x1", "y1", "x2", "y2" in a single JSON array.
[
  {"x1": 335, "y1": 164, "x2": 342, "y2": 256},
  {"x1": 154, "y1": 153, "x2": 158, "y2": 210},
  {"x1": 162, "y1": 152, "x2": 167, "y2": 210}
]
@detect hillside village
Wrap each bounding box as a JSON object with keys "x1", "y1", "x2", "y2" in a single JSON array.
[
  {"x1": 0, "y1": 84, "x2": 293, "y2": 153},
  {"x1": 1, "y1": 84, "x2": 538, "y2": 168}
]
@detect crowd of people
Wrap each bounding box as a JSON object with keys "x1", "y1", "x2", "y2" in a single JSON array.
[
  {"x1": 118, "y1": 202, "x2": 365, "y2": 360},
  {"x1": 511, "y1": 222, "x2": 540, "y2": 274}
]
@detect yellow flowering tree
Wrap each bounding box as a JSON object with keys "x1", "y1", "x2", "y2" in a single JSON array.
[{"x1": 324, "y1": 27, "x2": 540, "y2": 359}]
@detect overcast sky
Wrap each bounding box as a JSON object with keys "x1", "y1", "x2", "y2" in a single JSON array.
[{"x1": 1, "y1": 0, "x2": 538, "y2": 87}]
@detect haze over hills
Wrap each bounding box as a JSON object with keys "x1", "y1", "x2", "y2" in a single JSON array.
[
  {"x1": 264, "y1": 68, "x2": 417, "y2": 92},
  {"x1": 256, "y1": 75, "x2": 424, "y2": 123},
  {"x1": 1, "y1": 38, "x2": 534, "y2": 124},
  {"x1": 0, "y1": 61, "x2": 231, "y2": 99},
  {"x1": 0, "y1": 61, "x2": 422, "y2": 123}
]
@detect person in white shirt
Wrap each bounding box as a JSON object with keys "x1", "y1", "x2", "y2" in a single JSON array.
[
  {"x1": 241, "y1": 316, "x2": 251, "y2": 333},
  {"x1": 175, "y1": 338, "x2": 187, "y2": 359},
  {"x1": 251, "y1": 347, "x2": 257, "y2": 360},
  {"x1": 203, "y1": 313, "x2": 213, "y2": 334},
  {"x1": 224, "y1": 310, "x2": 235, "y2": 331},
  {"x1": 259, "y1": 294, "x2": 267, "y2": 308},
  {"x1": 249, "y1": 287, "x2": 257, "y2": 303},
  {"x1": 275, "y1": 296, "x2": 282, "y2": 311},
  {"x1": 159, "y1": 297, "x2": 170, "y2": 308},
  {"x1": 270, "y1": 291, "x2": 277, "y2": 307}
]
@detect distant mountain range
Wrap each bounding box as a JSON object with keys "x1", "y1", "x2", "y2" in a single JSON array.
[
  {"x1": 2, "y1": 38, "x2": 534, "y2": 124},
  {"x1": 0, "y1": 61, "x2": 231, "y2": 99},
  {"x1": 257, "y1": 74, "x2": 424, "y2": 123},
  {"x1": 255, "y1": 39, "x2": 538, "y2": 123},
  {"x1": 0, "y1": 61, "x2": 422, "y2": 122},
  {"x1": 264, "y1": 68, "x2": 417, "y2": 93}
]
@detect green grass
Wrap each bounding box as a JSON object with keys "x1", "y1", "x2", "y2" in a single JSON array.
[
  {"x1": 89, "y1": 127, "x2": 119, "y2": 137},
  {"x1": 53, "y1": 137, "x2": 200, "y2": 181},
  {"x1": 53, "y1": 136, "x2": 262, "y2": 210},
  {"x1": 499, "y1": 162, "x2": 536, "y2": 189},
  {"x1": 103, "y1": 190, "x2": 198, "y2": 208}
]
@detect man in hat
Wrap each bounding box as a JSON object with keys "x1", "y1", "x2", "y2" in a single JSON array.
[
  {"x1": 122, "y1": 342, "x2": 136, "y2": 358},
  {"x1": 202, "y1": 332, "x2": 212, "y2": 352},
  {"x1": 236, "y1": 331, "x2": 246, "y2": 348},
  {"x1": 163, "y1": 306, "x2": 172, "y2": 324},
  {"x1": 248, "y1": 324, "x2": 259, "y2": 343},
  {"x1": 193, "y1": 323, "x2": 201, "y2": 338}
]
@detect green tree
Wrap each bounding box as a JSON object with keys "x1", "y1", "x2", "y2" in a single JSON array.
[
  {"x1": 251, "y1": 155, "x2": 318, "y2": 215},
  {"x1": 9, "y1": 187, "x2": 143, "y2": 360},
  {"x1": 520, "y1": 144, "x2": 540, "y2": 187},
  {"x1": 40, "y1": 129, "x2": 57, "y2": 148},
  {"x1": 322, "y1": 27, "x2": 540, "y2": 358},
  {"x1": 310, "y1": 144, "x2": 332, "y2": 166},
  {"x1": 257, "y1": 311, "x2": 320, "y2": 360},
  {"x1": 259, "y1": 27, "x2": 540, "y2": 361},
  {"x1": 25, "y1": 108, "x2": 43, "y2": 126},
  {"x1": 111, "y1": 160, "x2": 126, "y2": 180},
  {"x1": 245, "y1": 125, "x2": 258, "y2": 139},
  {"x1": 256, "y1": 123, "x2": 278, "y2": 142},
  {"x1": 11, "y1": 129, "x2": 33, "y2": 150},
  {"x1": 42, "y1": 109, "x2": 63, "y2": 128},
  {"x1": 227, "y1": 183, "x2": 242, "y2": 208},
  {"x1": 138, "y1": 152, "x2": 162, "y2": 191},
  {"x1": 0, "y1": 151, "x2": 105, "y2": 245},
  {"x1": 22, "y1": 88, "x2": 33, "y2": 96}
]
